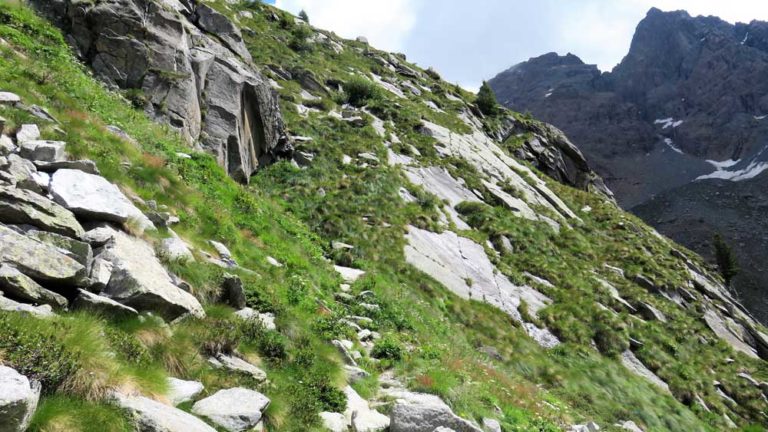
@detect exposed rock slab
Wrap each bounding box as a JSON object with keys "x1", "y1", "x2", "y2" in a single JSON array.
[
  {"x1": 0, "y1": 224, "x2": 86, "y2": 286},
  {"x1": 404, "y1": 226, "x2": 558, "y2": 347},
  {"x1": 0, "y1": 366, "x2": 40, "y2": 432},
  {"x1": 0, "y1": 186, "x2": 84, "y2": 238},
  {"x1": 0, "y1": 293, "x2": 55, "y2": 317},
  {"x1": 404, "y1": 166, "x2": 478, "y2": 230},
  {"x1": 0, "y1": 264, "x2": 68, "y2": 308},
  {"x1": 192, "y1": 388, "x2": 270, "y2": 432},
  {"x1": 208, "y1": 354, "x2": 267, "y2": 381},
  {"x1": 97, "y1": 227, "x2": 204, "y2": 320},
  {"x1": 620, "y1": 350, "x2": 670, "y2": 393},
  {"x1": 702, "y1": 309, "x2": 759, "y2": 359}
]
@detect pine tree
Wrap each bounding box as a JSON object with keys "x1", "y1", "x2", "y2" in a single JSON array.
[
  {"x1": 298, "y1": 9, "x2": 309, "y2": 23},
  {"x1": 713, "y1": 233, "x2": 739, "y2": 286},
  {"x1": 476, "y1": 81, "x2": 499, "y2": 116}
]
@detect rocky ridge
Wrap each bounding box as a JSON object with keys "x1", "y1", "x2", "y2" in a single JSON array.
[{"x1": 489, "y1": 7, "x2": 768, "y2": 323}]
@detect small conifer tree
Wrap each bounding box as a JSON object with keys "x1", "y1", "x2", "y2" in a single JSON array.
[
  {"x1": 713, "y1": 233, "x2": 739, "y2": 286},
  {"x1": 298, "y1": 9, "x2": 309, "y2": 23},
  {"x1": 476, "y1": 81, "x2": 499, "y2": 116}
]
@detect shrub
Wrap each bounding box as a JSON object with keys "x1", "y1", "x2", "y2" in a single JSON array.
[
  {"x1": 0, "y1": 313, "x2": 78, "y2": 393},
  {"x1": 298, "y1": 10, "x2": 309, "y2": 23},
  {"x1": 289, "y1": 25, "x2": 314, "y2": 53},
  {"x1": 343, "y1": 77, "x2": 381, "y2": 107},
  {"x1": 371, "y1": 336, "x2": 404, "y2": 360}
]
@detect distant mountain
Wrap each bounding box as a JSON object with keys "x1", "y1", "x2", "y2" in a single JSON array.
[{"x1": 490, "y1": 7, "x2": 768, "y2": 323}]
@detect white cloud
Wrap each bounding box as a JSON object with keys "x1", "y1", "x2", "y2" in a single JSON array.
[{"x1": 274, "y1": 0, "x2": 419, "y2": 53}]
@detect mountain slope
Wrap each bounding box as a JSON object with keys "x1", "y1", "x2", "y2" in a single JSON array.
[
  {"x1": 489, "y1": 7, "x2": 768, "y2": 324},
  {"x1": 0, "y1": 1, "x2": 765, "y2": 431}
]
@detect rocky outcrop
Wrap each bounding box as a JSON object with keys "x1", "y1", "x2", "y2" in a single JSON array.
[
  {"x1": 489, "y1": 9, "x2": 768, "y2": 323},
  {"x1": 31, "y1": 0, "x2": 292, "y2": 183},
  {"x1": 0, "y1": 366, "x2": 40, "y2": 432},
  {"x1": 388, "y1": 391, "x2": 482, "y2": 432},
  {"x1": 0, "y1": 224, "x2": 87, "y2": 286},
  {"x1": 0, "y1": 186, "x2": 84, "y2": 238},
  {"x1": 167, "y1": 377, "x2": 204, "y2": 406}
]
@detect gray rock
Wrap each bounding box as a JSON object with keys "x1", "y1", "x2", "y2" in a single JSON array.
[
  {"x1": 387, "y1": 391, "x2": 481, "y2": 432},
  {"x1": 1, "y1": 154, "x2": 40, "y2": 191},
  {"x1": 0, "y1": 366, "x2": 40, "y2": 432},
  {"x1": 344, "y1": 365, "x2": 371, "y2": 383},
  {"x1": 221, "y1": 274, "x2": 246, "y2": 309},
  {"x1": 333, "y1": 339, "x2": 359, "y2": 366},
  {"x1": 97, "y1": 227, "x2": 205, "y2": 320},
  {"x1": 209, "y1": 240, "x2": 233, "y2": 260},
  {"x1": 482, "y1": 418, "x2": 502, "y2": 432},
  {"x1": 620, "y1": 350, "x2": 670, "y2": 393},
  {"x1": 30, "y1": 0, "x2": 292, "y2": 184},
  {"x1": 50, "y1": 169, "x2": 154, "y2": 231},
  {"x1": 72, "y1": 289, "x2": 139, "y2": 316},
  {"x1": 0, "y1": 134, "x2": 15, "y2": 155},
  {"x1": 0, "y1": 186, "x2": 84, "y2": 238},
  {"x1": 356, "y1": 36, "x2": 369, "y2": 44},
  {"x1": 344, "y1": 386, "x2": 389, "y2": 432},
  {"x1": 34, "y1": 159, "x2": 100, "y2": 175},
  {"x1": 320, "y1": 412, "x2": 347, "y2": 432},
  {"x1": 25, "y1": 105, "x2": 59, "y2": 123},
  {"x1": 15, "y1": 124, "x2": 39, "y2": 144},
  {"x1": 89, "y1": 256, "x2": 114, "y2": 291},
  {"x1": 114, "y1": 393, "x2": 217, "y2": 432},
  {"x1": 404, "y1": 226, "x2": 558, "y2": 348},
  {"x1": 19, "y1": 140, "x2": 67, "y2": 162},
  {"x1": 0, "y1": 264, "x2": 68, "y2": 308},
  {"x1": 0, "y1": 224, "x2": 87, "y2": 286},
  {"x1": 158, "y1": 237, "x2": 194, "y2": 263},
  {"x1": 26, "y1": 230, "x2": 92, "y2": 272},
  {"x1": 233, "y1": 308, "x2": 276, "y2": 331},
  {"x1": 617, "y1": 421, "x2": 644, "y2": 432},
  {"x1": 167, "y1": 377, "x2": 204, "y2": 406},
  {"x1": 192, "y1": 388, "x2": 270, "y2": 432},
  {"x1": 208, "y1": 354, "x2": 267, "y2": 382},
  {"x1": 637, "y1": 302, "x2": 666, "y2": 322},
  {"x1": 193, "y1": 4, "x2": 251, "y2": 62},
  {"x1": 0, "y1": 293, "x2": 55, "y2": 317},
  {"x1": 82, "y1": 225, "x2": 117, "y2": 247},
  {"x1": 334, "y1": 265, "x2": 366, "y2": 283},
  {"x1": 0, "y1": 92, "x2": 21, "y2": 104}
]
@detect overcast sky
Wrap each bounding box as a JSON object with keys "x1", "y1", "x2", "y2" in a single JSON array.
[{"x1": 269, "y1": 0, "x2": 768, "y2": 91}]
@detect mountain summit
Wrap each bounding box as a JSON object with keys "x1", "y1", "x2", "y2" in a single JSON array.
[{"x1": 490, "y1": 8, "x2": 768, "y2": 323}]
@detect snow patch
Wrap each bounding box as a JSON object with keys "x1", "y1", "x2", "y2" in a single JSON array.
[
  {"x1": 706, "y1": 159, "x2": 740, "y2": 170},
  {"x1": 742, "y1": 32, "x2": 750, "y2": 45},
  {"x1": 697, "y1": 160, "x2": 768, "y2": 181},
  {"x1": 544, "y1": 88, "x2": 554, "y2": 98},
  {"x1": 754, "y1": 115, "x2": 767, "y2": 120},
  {"x1": 654, "y1": 118, "x2": 684, "y2": 129},
  {"x1": 663, "y1": 138, "x2": 684, "y2": 154}
]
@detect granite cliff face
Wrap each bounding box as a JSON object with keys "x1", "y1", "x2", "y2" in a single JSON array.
[
  {"x1": 490, "y1": 7, "x2": 768, "y2": 323},
  {"x1": 30, "y1": 0, "x2": 292, "y2": 183}
]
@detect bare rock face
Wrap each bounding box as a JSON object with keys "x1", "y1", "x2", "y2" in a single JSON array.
[
  {"x1": 0, "y1": 366, "x2": 41, "y2": 432},
  {"x1": 31, "y1": 0, "x2": 292, "y2": 183}
]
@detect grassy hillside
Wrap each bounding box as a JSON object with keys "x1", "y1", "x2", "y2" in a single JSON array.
[{"x1": 0, "y1": 1, "x2": 766, "y2": 431}]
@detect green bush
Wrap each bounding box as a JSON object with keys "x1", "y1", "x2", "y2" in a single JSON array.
[
  {"x1": 289, "y1": 25, "x2": 314, "y2": 53},
  {"x1": 344, "y1": 77, "x2": 381, "y2": 107},
  {"x1": 371, "y1": 336, "x2": 404, "y2": 360},
  {"x1": 476, "y1": 81, "x2": 499, "y2": 116},
  {"x1": 0, "y1": 313, "x2": 78, "y2": 393}
]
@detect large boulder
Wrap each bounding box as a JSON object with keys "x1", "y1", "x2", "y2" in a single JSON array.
[
  {"x1": 113, "y1": 393, "x2": 217, "y2": 432},
  {"x1": 0, "y1": 366, "x2": 41, "y2": 432},
  {"x1": 167, "y1": 377, "x2": 204, "y2": 406},
  {"x1": 192, "y1": 388, "x2": 270, "y2": 432},
  {"x1": 97, "y1": 226, "x2": 205, "y2": 320},
  {"x1": 344, "y1": 386, "x2": 390, "y2": 432},
  {"x1": 49, "y1": 169, "x2": 154, "y2": 231},
  {"x1": 0, "y1": 264, "x2": 68, "y2": 308},
  {"x1": 30, "y1": 0, "x2": 292, "y2": 183},
  {"x1": 0, "y1": 186, "x2": 84, "y2": 238},
  {"x1": 0, "y1": 293, "x2": 55, "y2": 317},
  {"x1": 0, "y1": 224, "x2": 87, "y2": 286},
  {"x1": 387, "y1": 391, "x2": 482, "y2": 432},
  {"x1": 208, "y1": 354, "x2": 267, "y2": 382}
]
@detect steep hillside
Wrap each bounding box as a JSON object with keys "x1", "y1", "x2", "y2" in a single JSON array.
[
  {"x1": 489, "y1": 7, "x2": 768, "y2": 324},
  {"x1": 0, "y1": 1, "x2": 767, "y2": 432}
]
